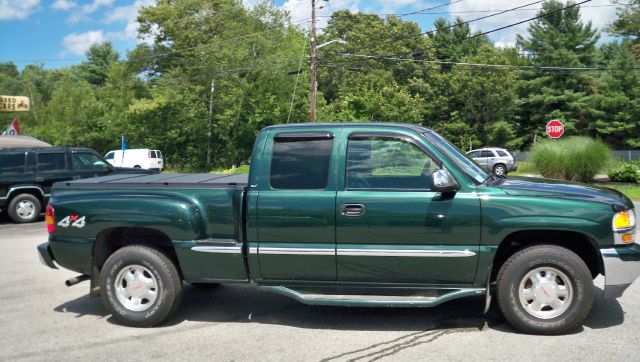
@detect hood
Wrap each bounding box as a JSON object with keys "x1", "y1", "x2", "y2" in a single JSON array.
[
  {"x1": 112, "y1": 167, "x2": 157, "y2": 175},
  {"x1": 495, "y1": 176, "x2": 634, "y2": 211}
]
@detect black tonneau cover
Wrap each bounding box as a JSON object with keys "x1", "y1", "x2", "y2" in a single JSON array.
[{"x1": 55, "y1": 173, "x2": 248, "y2": 189}]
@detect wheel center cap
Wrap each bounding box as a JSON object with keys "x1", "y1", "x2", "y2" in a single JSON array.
[
  {"x1": 535, "y1": 282, "x2": 556, "y2": 302},
  {"x1": 129, "y1": 283, "x2": 145, "y2": 297}
]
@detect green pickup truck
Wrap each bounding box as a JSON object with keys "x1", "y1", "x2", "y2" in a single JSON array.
[{"x1": 38, "y1": 123, "x2": 640, "y2": 334}]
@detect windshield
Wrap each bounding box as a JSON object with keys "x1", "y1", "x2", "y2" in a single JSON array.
[{"x1": 422, "y1": 131, "x2": 489, "y2": 184}]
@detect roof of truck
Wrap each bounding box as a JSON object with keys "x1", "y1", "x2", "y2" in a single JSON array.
[{"x1": 263, "y1": 122, "x2": 432, "y2": 133}]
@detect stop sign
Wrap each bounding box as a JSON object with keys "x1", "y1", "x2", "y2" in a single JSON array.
[{"x1": 546, "y1": 119, "x2": 564, "y2": 139}]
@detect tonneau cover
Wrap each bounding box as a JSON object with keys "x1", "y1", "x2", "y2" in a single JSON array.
[{"x1": 55, "y1": 173, "x2": 248, "y2": 188}]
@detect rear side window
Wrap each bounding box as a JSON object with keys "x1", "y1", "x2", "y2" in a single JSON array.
[
  {"x1": 37, "y1": 152, "x2": 66, "y2": 172},
  {"x1": 479, "y1": 150, "x2": 494, "y2": 157},
  {"x1": 0, "y1": 153, "x2": 26, "y2": 175},
  {"x1": 270, "y1": 136, "x2": 333, "y2": 189},
  {"x1": 496, "y1": 150, "x2": 509, "y2": 157}
]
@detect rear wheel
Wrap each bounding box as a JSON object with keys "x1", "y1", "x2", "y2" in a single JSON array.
[
  {"x1": 496, "y1": 244, "x2": 594, "y2": 335},
  {"x1": 8, "y1": 193, "x2": 41, "y2": 223},
  {"x1": 493, "y1": 164, "x2": 507, "y2": 176},
  {"x1": 100, "y1": 245, "x2": 182, "y2": 327}
]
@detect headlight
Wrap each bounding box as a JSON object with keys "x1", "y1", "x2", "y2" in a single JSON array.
[{"x1": 613, "y1": 210, "x2": 635, "y2": 231}]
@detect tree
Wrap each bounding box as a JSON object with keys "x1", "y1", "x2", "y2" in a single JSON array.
[
  {"x1": 608, "y1": 0, "x2": 640, "y2": 58},
  {"x1": 77, "y1": 42, "x2": 120, "y2": 86},
  {"x1": 516, "y1": 0, "x2": 600, "y2": 143}
]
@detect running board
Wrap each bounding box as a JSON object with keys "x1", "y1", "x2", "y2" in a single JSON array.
[{"x1": 259, "y1": 286, "x2": 485, "y2": 308}]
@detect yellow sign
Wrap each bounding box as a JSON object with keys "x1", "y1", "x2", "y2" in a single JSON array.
[{"x1": 0, "y1": 96, "x2": 30, "y2": 112}]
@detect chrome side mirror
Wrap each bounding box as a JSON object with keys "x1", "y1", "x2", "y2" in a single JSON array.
[{"x1": 432, "y1": 169, "x2": 459, "y2": 193}]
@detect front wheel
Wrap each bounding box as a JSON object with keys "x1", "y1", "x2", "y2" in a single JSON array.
[
  {"x1": 496, "y1": 244, "x2": 594, "y2": 335},
  {"x1": 100, "y1": 245, "x2": 182, "y2": 327}
]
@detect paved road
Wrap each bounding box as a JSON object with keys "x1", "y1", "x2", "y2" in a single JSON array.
[{"x1": 1, "y1": 213, "x2": 639, "y2": 361}]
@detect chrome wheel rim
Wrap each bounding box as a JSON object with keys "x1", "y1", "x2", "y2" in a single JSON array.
[
  {"x1": 114, "y1": 265, "x2": 158, "y2": 312},
  {"x1": 16, "y1": 200, "x2": 36, "y2": 219},
  {"x1": 518, "y1": 267, "x2": 573, "y2": 319},
  {"x1": 494, "y1": 166, "x2": 505, "y2": 176}
]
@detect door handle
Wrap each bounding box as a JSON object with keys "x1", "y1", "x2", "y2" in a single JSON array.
[
  {"x1": 73, "y1": 175, "x2": 81, "y2": 180},
  {"x1": 340, "y1": 204, "x2": 365, "y2": 217}
]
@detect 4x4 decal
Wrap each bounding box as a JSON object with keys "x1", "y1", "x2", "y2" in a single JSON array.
[{"x1": 57, "y1": 215, "x2": 86, "y2": 228}]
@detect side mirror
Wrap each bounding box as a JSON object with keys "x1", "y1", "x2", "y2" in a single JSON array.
[{"x1": 432, "y1": 169, "x2": 459, "y2": 193}]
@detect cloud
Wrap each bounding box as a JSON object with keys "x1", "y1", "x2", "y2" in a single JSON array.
[
  {"x1": 51, "y1": 0, "x2": 76, "y2": 11},
  {"x1": 103, "y1": 0, "x2": 154, "y2": 42},
  {"x1": 448, "y1": 0, "x2": 618, "y2": 45},
  {"x1": 0, "y1": 0, "x2": 40, "y2": 21},
  {"x1": 67, "y1": 0, "x2": 114, "y2": 24},
  {"x1": 61, "y1": 30, "x2": 105, "y2": 56},
  {"x1": 280, "y1": 0, "x2": 361, "y2": 30}
]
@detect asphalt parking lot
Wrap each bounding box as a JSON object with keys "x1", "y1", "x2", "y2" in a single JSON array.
[{"x1": 1, "y1": 212, "x2": 640, "y2": 361}]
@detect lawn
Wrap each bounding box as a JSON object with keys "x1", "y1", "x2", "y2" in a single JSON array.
[{"x1": 596, "y1": 183, "x2": 640, "y2": 201}]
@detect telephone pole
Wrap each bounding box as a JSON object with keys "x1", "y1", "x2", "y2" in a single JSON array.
[
  {"x1": 206, "y1": 78, "x2": 215, "y2": 168},
  {"x1": 309, "y1": 0, "x2": 318, "y2": 123}
]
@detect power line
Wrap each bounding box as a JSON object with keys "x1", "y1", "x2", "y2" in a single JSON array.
[
  {"x1": 321, "y1": 52, "x2": 639, "y2": 72},
  {"x1": 468, "y1": 0, "x2": 593, "y2": 39}
]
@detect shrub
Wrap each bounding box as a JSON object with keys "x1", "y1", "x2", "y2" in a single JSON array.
[
  {"x1": 530, "y1": 137, "x2": 611, "y2": 182},
  {"x1": 608, "y1": 162, "x2": 640, "y2": 183}
]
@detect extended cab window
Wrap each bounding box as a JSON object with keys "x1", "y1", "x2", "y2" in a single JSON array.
[
  {"x1": 73, "y1": 152, "x2": 110, "y2": 171},
  {"x1": 37, "y1": 152, "x2": 66, "y2": 172},
  {"x1": 346, "y1": 136, "x2": 438, "y2": 190},
  {"x1": 270, "y1": 134, "x2": 333, "y2": 189},
  {"x1": 0, "y1": 153, "x2": 26, "y2": 175}
]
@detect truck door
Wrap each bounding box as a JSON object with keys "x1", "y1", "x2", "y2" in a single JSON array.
[
  {"x1": 255, "y1": 130, "x2": 338, "y2": 281},
  {"x1": 335, "y1": 132, "x2": 481, "y2": 284}
]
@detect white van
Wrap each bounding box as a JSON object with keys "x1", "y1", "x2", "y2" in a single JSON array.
[{"x1": 105, "y1": 149, "x2": 164, "y2": 170}]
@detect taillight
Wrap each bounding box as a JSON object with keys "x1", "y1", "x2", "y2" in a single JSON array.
[{"x1": 46, "y1": 205, "x2": 55, "y2": 233}]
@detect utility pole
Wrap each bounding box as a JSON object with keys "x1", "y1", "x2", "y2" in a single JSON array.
[
  {"x1": 207, "y1": 78, "x2": 215, "y2": 168},
  {"x1": 309, "y1": 0, "x2": 318, "y2": 123}
]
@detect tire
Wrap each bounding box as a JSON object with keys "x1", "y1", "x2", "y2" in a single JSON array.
[
  {"x1": 134, "y1": 165, "x2": 141, "y2": 169},
  {"x1": 493, "y1": 164, "x2": 507, "y2": 176},
  {"x1": 100, "y1": 245, "x2": 182, "y2": 327},
  {"x1": 496, "y1": 244, "x2": 594, "y2": 335},
  {"x1": 8, "y1": 193, "x2": 41, "y2": 223}
]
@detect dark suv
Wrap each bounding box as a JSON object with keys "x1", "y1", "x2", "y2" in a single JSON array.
[{"x1": 0, "y1": 146, "x2": 154, "y2": 223}]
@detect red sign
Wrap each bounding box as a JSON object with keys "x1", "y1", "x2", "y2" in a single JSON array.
[{"x1": 546, "y1": 119, "x2": 564, "y2": 139}]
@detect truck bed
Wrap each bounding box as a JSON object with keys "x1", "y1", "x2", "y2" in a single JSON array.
[{"x1": 55, "y1": 173, "x2": 249, "y2": 189}]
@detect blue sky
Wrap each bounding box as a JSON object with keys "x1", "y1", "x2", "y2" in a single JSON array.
[{"x1": 0, "y1": 0, "x2": 621, "y2": 70}]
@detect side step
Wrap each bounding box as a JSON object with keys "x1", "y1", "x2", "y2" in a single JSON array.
[{"x1": 259, "y1": 286, "x2": 485, "y2": 308}]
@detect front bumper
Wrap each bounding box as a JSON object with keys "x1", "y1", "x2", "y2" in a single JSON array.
[
  {"x1": 37, "y1": 242, "x2": 58, "y2": 269},
  {"x1": 601, "y1": 243, "x2": 640, "y2": 299}
]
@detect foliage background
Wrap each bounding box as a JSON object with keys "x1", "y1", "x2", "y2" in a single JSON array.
[{"x1": 2, "y1": 0, "x2": 640, "y2": 171}]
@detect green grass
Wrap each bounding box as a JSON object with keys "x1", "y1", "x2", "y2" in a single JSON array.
[
  {"x1": 211, "y1": 164, "x2": 251, "y2": 174},
  {"x1": 596, "y1": 183, "x2": 640, "y2": 201},
  {"x1": 530, "y1": 137, "x2": 611, "y2": 182},
  {"x1": 509, "y1": 161, "x2": 535, "y2": 176}
]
